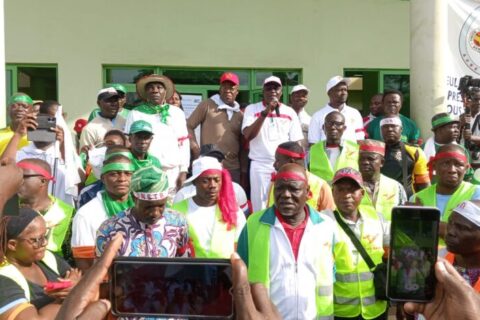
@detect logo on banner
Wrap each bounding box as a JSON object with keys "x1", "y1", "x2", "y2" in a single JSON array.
[{"x1": 460, "y1": 5, "x2": 480, "y2": 74}]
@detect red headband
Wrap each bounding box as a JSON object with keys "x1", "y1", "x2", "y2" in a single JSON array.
[
  {"x1": 432, "y1": 151, "x2": 468, "y2": 164},
  {"x1": 359, "y1": 145, "x2": 385, "y2": 155},
  {"x1": 276, "y1": 147, "x2": 306, "y2": 159},
  {"x1": 17, "y1": 162, "x2": 56, "y2": 182},
  {"x1": 199, "y1": 169, "x2": 222, "y2": 177},
  {"x1": 271, "y1": 171, "x2": 308, "y2": 183}
]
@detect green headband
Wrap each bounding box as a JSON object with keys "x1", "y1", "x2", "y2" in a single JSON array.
[
  {"x1": 101, "y1": 162, "x2": 135, "y2": 175},
  {"x1": 105, "y1": 151, "x2": 134, "y2": 161},
  {"x1": 432, "y1": 115, "x2": 457, "y2": 129},
  {"x1": 8, "y1": 95, "x2": 33, "y2": 106}
]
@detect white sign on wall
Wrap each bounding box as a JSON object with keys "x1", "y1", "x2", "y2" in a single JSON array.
[{"x1": 447, "y1": 0, "x2": 480, "y2": 115}]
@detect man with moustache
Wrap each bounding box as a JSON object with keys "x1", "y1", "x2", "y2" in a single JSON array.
[
  {"x1": 242, "y1": 76, "x2": 303, "y2": 212},
  {"x1": 187, "y1": 72, "x2": 244, "y2": 182},
  {"x1": 363, "y1": 93, "x2": 383, "y2": 128}
]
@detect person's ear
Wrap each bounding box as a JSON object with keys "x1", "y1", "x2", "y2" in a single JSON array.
[
  {"x1": 7, "y1": 239, "x2": 18, "y2": 252},
  {"x1": 359, "y1": 188, "x2": 365, "y2": 197}
]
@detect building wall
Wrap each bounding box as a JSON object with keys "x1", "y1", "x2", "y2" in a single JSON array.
[{"x1": 5, "y1": 0, "x2": 409, "y2": 124}]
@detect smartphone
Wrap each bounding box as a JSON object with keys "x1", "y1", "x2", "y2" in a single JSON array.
[
  {"x1": 27, "y1": 113, "x2": 56, "y2": 142},
  {"x1": 44, "y1": 280, "x2": 72, "y2": 291},
  {"x1": 387, "y1": 206, "x2": 440, "y2": 302},
  {"x1": 110, "y1": 257, "x2": 233, "y2": 319}
]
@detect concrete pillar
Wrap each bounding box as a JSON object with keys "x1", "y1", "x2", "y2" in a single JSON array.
[
  {"x1": 410, "y1": 0, "x2": 447, "y2": 140},
  {"x1": 0, "y1": 0, "x2": 5, "y2": 128}
]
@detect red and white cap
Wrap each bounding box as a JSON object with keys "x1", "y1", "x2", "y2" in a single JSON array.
[
  {"x1": 332, "y1": 167, "x2": 364, "y2": 187},
  {"x1": 263, "y1": 76, "x2": 282, "y2": 87},
  {"x1": 184, "y1": 156, "x2": 223, "y2": 184},
  {"x1": 326, "y1": 76, "x2": 351, "y2": 93}
]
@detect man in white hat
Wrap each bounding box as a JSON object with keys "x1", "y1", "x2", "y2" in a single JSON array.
[
  {"x1": 172, "y1": 156, "x2": 246, "y2": 258},
  {"x1": 308, "y1": 75, "x2": 365, "y2": 144},
  {"x1": 125, "y1": 74, "x2": 190, "y2": 191},
  {"x1": 289, "y1": 84, "x2": 311, "y2": 145},
  {"x1": 242, "y1": 76, "x2": 304, "y2": 212}
]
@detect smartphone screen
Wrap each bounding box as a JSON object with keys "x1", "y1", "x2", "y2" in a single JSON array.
[
  {"x1": 110, "y1": 257, "x2": 233, "y2": 319},
  {"x1": 387, "y1": 206, "x2": 440, "y2": 302}
]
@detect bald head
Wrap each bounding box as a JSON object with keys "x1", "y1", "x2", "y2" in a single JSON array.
[
  {"x1": 325, "y1": 110, "x2": 345, "y2": 123},
  {"x1": 276, "y1": 163, "x2": 307, "y2": 179},
  {"x1": 274, "y1": 163, "x2": 309, "y2": 221}
]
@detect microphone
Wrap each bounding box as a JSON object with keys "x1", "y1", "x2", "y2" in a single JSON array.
[{"x1": 272, "y1": 97, "x2": 280, "y2": 117}]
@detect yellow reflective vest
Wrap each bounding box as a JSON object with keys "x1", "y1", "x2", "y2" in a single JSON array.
[
  {"x1": 328, "y1": 206, "x2": 387, "y2": 319},
  {"x1": 0, "y1": 250, "x2": 59, "y2": 301},
  {"x1": 309, "y1": 140, "x2": 359, "y2": 182},
  {"x1": 172, "y1": 199, "x2": 237, "y2": 258},
  {"x1": 360, "y1": 174, "x2": 403, "y2": 221}
]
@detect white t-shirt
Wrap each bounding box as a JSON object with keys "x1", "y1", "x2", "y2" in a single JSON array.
[
  {"x1": 174, "y1": 182, "x2": 248, "y2": 212},
  {"x1": 125, "y1": 106, "x2": 190, "y2": 172},
  {"x1": 186, "y1": 198, "x2": 246, "y2": 253},
  {"x1": 242, "y1": 102, "x2": 304, "y2": 163},
  {"x1": 308, "y1": 104, "x2": 365, "y2": 144},
  {"x1": 326, "y1": 146, "x2": 341, "y2": 169},
  {"x1": 71, "y1": 191, "x2": 108, "y2": 248}
]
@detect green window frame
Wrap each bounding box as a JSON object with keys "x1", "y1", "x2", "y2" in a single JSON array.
[{"x1": 102, "y1": 65, "x2": 302, "y2": 107}]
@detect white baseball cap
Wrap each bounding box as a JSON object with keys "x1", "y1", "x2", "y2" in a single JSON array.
[
  {"x1": 184, "y1": 156, "x2": 223, "y2": 185},
  {"x1": 263, "y1": 76, "x2": 282, "y2": 87},
  {"x1": 290, "y1": 84, "x2": 309, "y2": 94},
  {"x1": 326, "y1": 76, "x2": 351, "y2": 93}
]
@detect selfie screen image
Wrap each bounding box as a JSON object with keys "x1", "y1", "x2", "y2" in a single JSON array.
[
  {"x1": 112, "y1": 262, "x2": 233, "y2": 317},
  {"x1": 389, "y1": 217, "x2": 438, "y2": 300}
]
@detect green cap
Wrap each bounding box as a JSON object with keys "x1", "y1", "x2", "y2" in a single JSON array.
[
  {"x1": 111, "y1": 84, "x2": 127, "y2": 94},
  {"x1": 129, "y1": 120, "x2": 153, "y2": 135},
  {"x1": 431, "y1": 112, "x2": 459, "y2": 130},
  {"x1": 131, "y1": 165, "x2": 170, "y2": 200},
  {"x1": 8, "y1": 93, "x2": 33, "y2": 106}
]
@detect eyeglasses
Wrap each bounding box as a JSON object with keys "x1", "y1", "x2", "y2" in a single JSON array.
[
  {"x1": 17, "y1": 228, "x2": 51, "y2": 249},
  {"x1": 325, "y1": 121, "x2": 345, "y2": 128}
]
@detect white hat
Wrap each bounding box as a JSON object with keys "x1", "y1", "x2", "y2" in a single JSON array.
[
  {"x1": 97, "y1": 87, "x2": 119, "y2": 100},
  {"x1": 290, "y1": 84, "x2": 309, "y2": 94},
  {"x1": 263, "y1": 76, "x2": 282, "y2": 87},
  {"x1": 326, "y1": 76, "x2": 351, "y2": 93},
  {"x1": 380, "y1": 117, "x2": 403, "y2": 127},
  {"x1": 453, "y1": 200, "x2": 480, "y2": 228},
  {"x1": 184, "y1": 156, "x2": 223, "y2": 184}
]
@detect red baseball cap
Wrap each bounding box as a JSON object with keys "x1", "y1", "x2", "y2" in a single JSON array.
[
  {"x1": 220, "y1": 72, "x2": 239, "y2": 86},
  {"x1": 74, "y1": 118, "x2": 88, "y2": 134},
  {"x1": 332, "y1": 167, "x2": 364, "y2": 187}
]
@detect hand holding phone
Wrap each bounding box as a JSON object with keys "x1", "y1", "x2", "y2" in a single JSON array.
[{"x1": 387, "y1": 206, "x2": 440, "y2": 302}]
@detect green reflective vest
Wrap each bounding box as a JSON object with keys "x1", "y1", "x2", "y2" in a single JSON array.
[
  {"x1": 332, "y1": 206, "x2": 387, "y2": 319},
  {"x1": 244, "y1": 205, "x2": 334, "y2": 319},
  {"x1": 360, "y1": 174, "x2": 401, "y2": 221},
  {"x1": 0, "y1": 250, "x2": 59, "y2": 301},
  {"x1": 172, "y1": 200, "x2": 236, "y2": 258},
  {"x1": 309, "y1": 140, "x2": 359, "y2": 182},
  {"x1": 42, "y1": 196, "x2": 75, "y2": 255}
]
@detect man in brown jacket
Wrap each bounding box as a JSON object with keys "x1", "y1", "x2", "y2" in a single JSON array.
[{"x1": 187, "y1": 72, "x2": 244, "y2": 182}]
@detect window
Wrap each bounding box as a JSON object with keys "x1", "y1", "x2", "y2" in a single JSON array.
[{"x1": 6, "y1": 64, "x2": 58, "y2": 101}]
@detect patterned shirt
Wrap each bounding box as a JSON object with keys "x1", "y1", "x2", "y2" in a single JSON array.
[{"x1": 95, "y1": 208, "x2": 190, "y2": 258}]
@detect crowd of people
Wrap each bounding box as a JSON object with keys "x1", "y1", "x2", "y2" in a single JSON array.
[{"x1": 0, "y1": 71, "x2": 479, "y2": 320}]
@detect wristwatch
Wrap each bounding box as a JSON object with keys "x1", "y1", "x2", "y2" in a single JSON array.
[{"x1": 260, "y1": 110, "x2": 269, "y2": 118}]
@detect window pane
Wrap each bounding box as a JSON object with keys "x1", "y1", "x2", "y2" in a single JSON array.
[
  {"x1": 5, "y1": 69, "x2": 12, "y2": 99},
  {"x1": 255, "y1": 71, "x2": 300, "y2": 87},
  {"x1": 163, "y1": 69, "x2": 249, "y2": 86},
  {"x1": 106, "y1": 68, "x2": 155, "y2": 84},
  {"x1": 17, "y1": 67, "x2": 57, "y2": 100}
]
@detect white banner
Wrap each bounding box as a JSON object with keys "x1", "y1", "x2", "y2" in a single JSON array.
[{"x1": 447, "y1": 0, "x2": 480, "y2": 116}]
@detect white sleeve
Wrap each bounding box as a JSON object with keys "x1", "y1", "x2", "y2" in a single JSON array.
[
  {"x1": 289, "y1": 111, "x2": 305, "y2": 142},
  {"x1": 71, "y1": 209, "x2": 96, "y2": 247},
  {"x1": 124, "y1": 111, "x2": 136, "y2": 134},
  {"x1": 308, "y1": 112, "x2": 322, "y2": 144},
  {"x1": 353, "y1": 110, "x2": 365, "y2": 140},
  {"x1": 241, "y1": 105, "x2": 256, "y2": 133},
  {"x1": 173, "y1": 111, "x2": 191, "y2": 172}
]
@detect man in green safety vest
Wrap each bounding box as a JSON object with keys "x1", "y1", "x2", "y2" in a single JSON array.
[
  {"x1": 237, "y1": 163, "x2": 336, "y2": 319},
  {"x1": 322, "y1": 167, "x2": 389, "y2": 320},
  {"x1": 309, "y1": 111, "x2": 359, "y2": 183}
]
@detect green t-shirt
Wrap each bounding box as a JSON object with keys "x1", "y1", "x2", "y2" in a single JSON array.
[
  {"x1": 131, "y1": 153, "x2": 162, "y2": 171},
  {"x1": 88, "y1": 108, "x2": 130, "y2": 122},
  {"x1": 367, "y1": 114, "x2": 420, "y2": 144}
]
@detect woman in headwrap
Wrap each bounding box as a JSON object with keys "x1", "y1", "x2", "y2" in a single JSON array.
[{"x1": 0, "y1": 209, "x2": 81, "y2": 319}]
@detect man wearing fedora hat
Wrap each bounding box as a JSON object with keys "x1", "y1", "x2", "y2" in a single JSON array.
[{"x1": 125, "y1": 74, "x2": 190, "y2": 191}]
